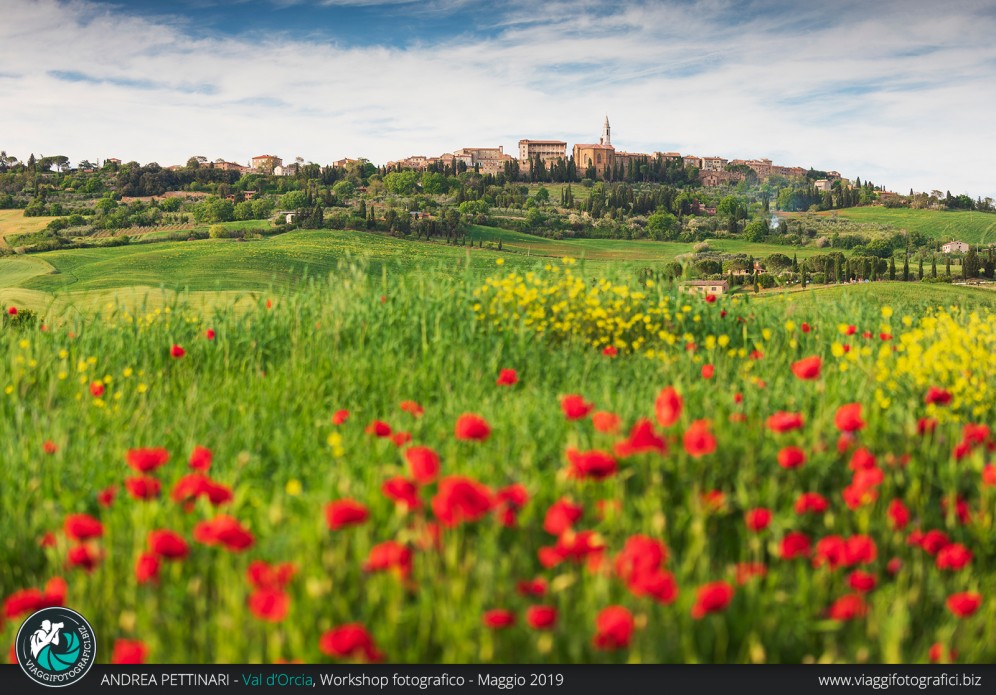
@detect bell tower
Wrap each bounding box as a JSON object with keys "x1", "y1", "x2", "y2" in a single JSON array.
[{"x1": 599, "y1": 115, "x2": 611, "y2": 146}]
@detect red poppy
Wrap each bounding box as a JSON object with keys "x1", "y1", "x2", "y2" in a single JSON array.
[
  {"x1": 791, "y1": 355, "x2": 822, "y2": 380},
  {"x1": 946, "y1": 592, "x2": 982, "y2": 618},
  {"x1": 325, "y1": 500, "x2": 369, "y2": 530},
  {"x1": 126, "y1": 447, "x2": 169, "y2": 473},
  {"x1": 432, "y1": 476, "x2": 493, "y2": 526},
  {"x1": 777, "y1": 446, "x2": 806, "y2": 469},
  {"x1": 593, "y1": 606, "x2": 634, "y2": 650},
  {"x1": 566, "y1": 447, "x2": 618, "y2": 480},
  {"x1": 655, "y1": 387, "x2": 682, "y2": 427},
  {"x1": 112, "y1": 639, "x2": 148, "y2": 664},
  {"x1": 691, "y1": 581, "x2": 734, "y2": 619},
  {"x1": 915, "y1": 529, "x2": 951, "y2": 555},
  {"x1": 248, "y1": 588, "x2": 290, "y2": 622},
  {"x1": 496, "y1": 368, "x2": 518, "y2": 386},
  {"x1": 382, "y1": 477, "x2": 421, "y2": 510},
  {"x1": 544, "y1": 499, "x2": 583, "y2": 535},
  {"x1": 193, "y1": 515, "x2": 254, "y2": 551},
  {"x1": 941, "y1": 496, "x2": 971, "y2": 525},
  {"x1": 482, "y1": 609, "x2": 516, "y2": 629},
  {"x1": 887, "y1": 499, "x2": 910, "y2": 530},
  {"x1": 332, "y1": 409, "x2": 349, "y2": 425},
  {"x1": 365, "y1": 420, "x2": 392, "y2": 438},
  {"x1": 64, "y1": 514, "x2": 103, "y2": 542},
  {"x1": 615, "y1": 535, "x2": 668, "y2": 584},
  {"x1": 67, "y1": 544, "x2": 102, "y2": 572},
  {"x1": 701, "y1": 364, "x2": 715, "y2": 379},
  {"x1": 89, "y1": 382, "x2": 105, "y2": 397},
  {"x1": 147, "y1": 530, "x2": 189, "y2": 560},
  {"x1": 745, "y1": 508, "x2": 772, "y2": 532},
  {"x1": 848, "y1": 448, "x2": 877, "y2": 471},
  {"x1": 189, "y1": 445, "x2": 212, "y2": 471},
  {"x1": 847, "y1": 570, "x2": 877, "y2": 592},
  {"x1": 363, "y1": 541, "x2": 412, "y2": 578},
  {"x1": 43, "y1": 440, "x2": 58, "y2": 455},
  {"x1": 592, "y1": 410, "x2": 622, "y2": 434},
  {"x1": 828, "y1": 593, "x2": 867, "y2": 621},
  {"x1": 171, "y1": 473, "x2": 232, "y2": 508},
  {"x1": 516, "y1": 579, "x2": 548, "y2": 597},
  {"x1": 602, "y1": 345, "x2": 619, "y2": 356},
  {"x1": 614, "y1": 419, "x2": 667, "y2": 457},
  {"x1": 125, "y1": 475, "x2": 162, "y2": 501},
  {"x1": 494, "y1": 484, "x2": 529, "y2": 527},
  {"x1": 886, "y1": 557, "x2": 902, "y2": 575},
  {"x1": 561, "y1": 394, "x2": 595, "y2": 420},
  {"x1": 525, "y1": 605, "x2": 558, "y2": 630},
  {"x1": 730, "y1": 562, "x2": 765, "y2": 585},
  {"x1": 780, "y1": 531, "x2": 812, "y2": 559},
  {"x1": 701, "y1": 490, "x2": 726, "y2": 512},
  {"x1": 6, "y1": 306, "x2": 16, "y2": 315},
  {"x1": 391, "y1": 431, "x2": 412, "y2": 447},
  {"x1": 205, "y1": 328, "x2": 216, "y2": 340},
  {"x1": 924, "y1": 386, "x2": 952, "y2": 406},
  {"x1": 97, "y1": 485, "x2": 118, "y2": 508},
  {"x1": 983, "y1": 464, "x2": 996, "y2": 487},
  {"x1": 247, "y1": 560, "x2": 297, "y2": 590},
  {"x1": 400, "y1": 400, "x2": 424, "y2": 417},
  {"x1": 405, "y1": 446, "x2": 440, "y2": 485},
  {"x1": 766, "y1": 411, "x2": 804, "y2": 433},
  {"x1": 834, "y1": 403, "x2": 865, "y2": 432},
  {"x1": 319, "y1": 624, "x2": 383, "y2": 662},
  {"x1": 929, "y1": 643, "x2": 957, "y2": 664},
  {"x1": 135, "y1": 552, "x2": 160, "y2": 584},
  {"x1": 170, "y1": 344, "x2": 185, "y2": 359},
  {"x1": 682, "y1": 419, "x2": 716, "y2": 458},
  {"x1": 2, "y1": 578, "x2": 67, "y2": 620},
  {"x1": 733, "y1": 392, "x2": 743, "y2": 404},
  {"x1": 39, "y1": 532, "x2": 57, "y2": 548},
  {"x1": 454, "y1": 413, "x2": 491, "y2": 441},
  {"x1": 936, "y1": 543, "x2": 973, "y2": 571}
]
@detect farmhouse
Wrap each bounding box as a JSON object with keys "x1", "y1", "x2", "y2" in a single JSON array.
[
  {"x1": 941, "y1": 241, "x2": 970, "y2": 253},
  {"x1": 680, "y1": 280, "x2": 729, "y2": 296}
]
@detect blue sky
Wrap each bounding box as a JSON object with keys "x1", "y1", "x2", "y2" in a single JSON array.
[{"x1": 2, "y1": 0, "x2": 995, "y2": 198}]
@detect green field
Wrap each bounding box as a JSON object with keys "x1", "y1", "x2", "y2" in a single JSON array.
[
  {"x1": 2, "y1": 257, "x2": 995, "y2": 664},
  {"x1": 812, "y1": 208, "x2": 996, "y2": 245},
  {"x1": 0, "y1": 209, "x2": 57, "y2": 246},
  {"x1": 0, "y1": 227, "x2": 830, "y2": 314}
]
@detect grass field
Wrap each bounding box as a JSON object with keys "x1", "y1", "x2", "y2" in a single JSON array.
[
  {"x1": 1, "y1": 260, "x2": 994, "y2": 665},
  {"x1": 806, "y1": 208, "x2": 996, "y2": 245},
  {"x1": 0, "y1": 209, "x2": 57, "y2": 246},
  {"x1": 0, "y1": 227, "x2": 825, "y2": 314}
]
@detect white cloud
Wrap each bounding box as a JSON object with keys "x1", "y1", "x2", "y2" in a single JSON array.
[{"x1": 1, "y1": 0, "x2": 994, "y2": 198}]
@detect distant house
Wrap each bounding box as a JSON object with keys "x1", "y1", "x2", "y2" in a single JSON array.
[
  {"x1": 941, "y1": 241, "x2": 970, "y2": 254},
  {"x1": 251, "y1": 154, "x2": 282, "y2": 173},
  {"x1": 680, "y1": 280, "x2": 729, "y2": 296}
]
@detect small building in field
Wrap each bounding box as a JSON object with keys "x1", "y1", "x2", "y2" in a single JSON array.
[
  {"x1": 680, "y1": 280, "x2": 730, "y2": 296},
  {"x1": 941, "y1": 241, "x2": 970, "y2": 254}
]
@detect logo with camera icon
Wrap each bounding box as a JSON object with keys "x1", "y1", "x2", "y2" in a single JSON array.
[{"x1": 15, "y1": 607, "x2": 96, "y2": 687}]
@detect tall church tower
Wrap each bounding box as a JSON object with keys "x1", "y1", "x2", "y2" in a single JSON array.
[{"x1": 599, "y1": 115, "x2": 611, "y2": 146}]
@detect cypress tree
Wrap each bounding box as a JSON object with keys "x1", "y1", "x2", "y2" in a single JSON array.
[
  {"x1": 889, "y1": 257, "x2": 896, "y2": 280},
  {"x1": 801, "y1": 265, "x2": 808, "y2": 288},
  {"x1": 902, "y1": 255, "x2": 909, "y2": 281},
  {"x1": 918, "y1": 258, "x2": 923, "y2": 281},
  {"x1": 945, "y1": 257, "x2": 951, "y2": 276},
  {"x1": 792, "y1": 253, "x2": 799, "y2": 272},
  {"x1": 931, "y1": 257, "x2": 937, "y2": 278}
]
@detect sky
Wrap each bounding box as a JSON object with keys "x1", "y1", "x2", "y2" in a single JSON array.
[{"x1": 2, "y1": 0, "x2": 995, "y2": 198}]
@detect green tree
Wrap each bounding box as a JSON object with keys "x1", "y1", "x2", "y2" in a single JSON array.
[
  {"x1": 646, "y1": 209, "x2": 679, "y2": 241},
  {"x1": 917, "y1": 258, "x2": 923, "y2": 280},
  {"x1": 332, "y1": 180, "x2": 356, "y2": 198},
  {"x1": 964, "y1": 246, "x2": 980, "y2": 278},
  {"x1": 743, "y1": 220, "x2": 768, "y2": 242},
  {"x1": 902, "y1": 255, "x2": 909, "y2": 282},
  {"x1": 889, "y1": 257, "x2": 896, "y2": 280},
  {"x1": 383, "y1": 171, "x2": 418, "y2": 195}
]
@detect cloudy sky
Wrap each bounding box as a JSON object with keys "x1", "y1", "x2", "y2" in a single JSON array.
[{"x1": 2, "y1": 0, "x2": 995, "y2": 198}]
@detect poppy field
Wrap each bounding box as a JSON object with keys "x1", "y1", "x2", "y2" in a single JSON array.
[{"x1": 1, "y1": 259, "x2": 995, "y2": 665}]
